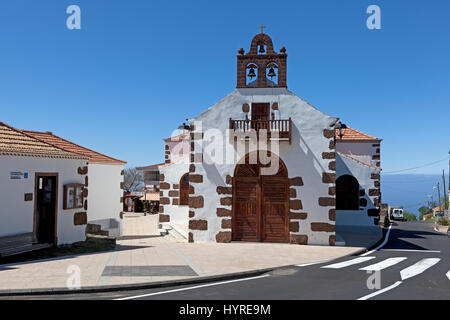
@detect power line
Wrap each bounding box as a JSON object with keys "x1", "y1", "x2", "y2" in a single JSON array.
[
  {"x1": 382, "y1": 184, "x2": 434, "y2": 194},
  {"x1": 383, "y1": 177, "x2": 440, "y2": 184},
  {"x1": 383, "y1": 157, "x2": 448, "y2": 174}
]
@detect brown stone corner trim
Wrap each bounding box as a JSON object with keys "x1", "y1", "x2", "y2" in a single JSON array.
[
  {"x1": 189, "y1": 196, "x2": 204, "y2": 208},
  {"x1": 323, "y1": 129, "x2": 335, "y2": 139},
  {"x1": 216, "y1": 231, "x2": 231, "y2": 243},
  {"x1": 311, "y1": 222, "x2": 335, "y2": 232},
  {"x1": 159, "y1": 214, "x2": 170, "y2": 222},
  {"x1": 217, "y1": 186, "x2": 232, "y2": 195},
  {"x1": 217, "y1": 208, "x2": 232, "y2": 217},
  {"x1": 289, "y1": 177, "x2": 304, "y2": 186},
  {"x1": 189, "y1": 219, "x2": 208, "y2": 230},
  {"x1": 318, "y1": 197, "x2": 335, "y2": 207},
  {"x1": 290, "y1": 234, "x2": 308, "y2": 245},
  {"x1": 329, "y1": 235, "x2": 336, "y2": 246},
  {"x1": 322, "y1": 172, "x2": 336, "y2": 183}
]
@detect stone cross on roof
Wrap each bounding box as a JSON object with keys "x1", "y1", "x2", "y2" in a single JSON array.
[{"x1": 259, "y1": 24, "x2": 266, "y2": 34}]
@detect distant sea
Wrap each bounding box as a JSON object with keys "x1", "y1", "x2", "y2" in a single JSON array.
[{"x1": 381, "y1": 174, "x2": 447, "y2": 216}]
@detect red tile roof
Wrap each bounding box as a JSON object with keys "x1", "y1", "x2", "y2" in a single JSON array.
[
  {"x1": 164, "y1": 132, "x2": 190, "y2": 142},
  {"x1": 23, "y1": 130, "x2": 126, "y2": 164},
  {"x1": 336, "y1": 126, "x2": 380, "y2": 141},
  {"x1": 137, "y1": 163, "x2": 166, "y2": 170},
  {"x1": 0, "y1": 122, "x2": 85, "y2": 158}
]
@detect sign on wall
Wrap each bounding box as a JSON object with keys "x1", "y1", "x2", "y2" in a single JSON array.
[{"x1": 10, "y1": 172, "x2": 28, "y2": 180}]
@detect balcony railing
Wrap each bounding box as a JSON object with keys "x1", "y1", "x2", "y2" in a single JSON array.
[{"x1": 229, "y1": 118, "x2": 292, "y2": 143}]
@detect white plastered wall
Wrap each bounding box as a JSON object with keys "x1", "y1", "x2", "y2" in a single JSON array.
[
  {"x1": 0, "y1": 155, "x2": 88, "y2": 245},
  {"x1": 159, "y1": 162, "x2": 189, "y2": 228},
  {"x1": 335, "y1": 153, "x2": 381, "y2": 238},
  {"x1": 87, "y1": 162, "x2": 124, "y2": 236}
]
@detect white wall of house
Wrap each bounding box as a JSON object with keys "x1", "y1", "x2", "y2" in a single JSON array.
[
  {"x1": 87, "y1": 163, "x2": 124, "y2": 237},
  {"x1": 336, "y1": 141, "x2": 379, "y2": 167},
  {"x1": 189, "y1": 88, "x2": 338, "y2": 245},
  {"x1": 159, "y1": 162, "x2": 189, "y2": 228},
  {"x1": 0, "y1": 155, "x2": 88, "y2": 245},
  {"x1": 335, "y1": 153, "x2": 381, "y2": 239},
  {"x1": 167, "y1": 140, "x2": 190, "y2": 164}
]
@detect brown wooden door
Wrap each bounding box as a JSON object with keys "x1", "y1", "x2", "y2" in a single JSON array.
[
  {"x1": 251, "y1": 103, "x2": 270, "y2": 121},
  {"x1": 251, "y1": 103, "x2": 270, "y2": 131},
  {"x1": 261, "y1": 176, "x2": 289, "y2": 242},
  {"x1": 35, "y1": 175, "x2": 57, "y2": 244},
  {"x1": 232, "y1": 177, "x2": 260, "y2": 241},
  {"x1": 179, "y1": 173, "x2": 189, "y2": 205},
  {"x1": 233, "y1": 156, "x2": 289, "y2": 243}
]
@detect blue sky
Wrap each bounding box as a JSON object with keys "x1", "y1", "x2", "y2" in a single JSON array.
[{"x1": 1, "y1": 0, "x2": 449, "y2": 177}]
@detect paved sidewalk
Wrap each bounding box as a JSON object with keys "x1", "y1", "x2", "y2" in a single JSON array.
[
  {"x1": 0, "y1": 214, "x2": 365, "y2": 291},
  {"x1": 435, "y1": 225, "x2": 449, "y2": 234}
]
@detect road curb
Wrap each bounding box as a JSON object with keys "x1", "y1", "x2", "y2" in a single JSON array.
[
  {"x1": 0, "y1": 266, "x2": 280, "y2": 297},
  {"x1": 0, "y1": 248, "x2": 369, "y2": 297},
  {"x1": 0, "y1": 245, "x2": 372, "y2": 297}
]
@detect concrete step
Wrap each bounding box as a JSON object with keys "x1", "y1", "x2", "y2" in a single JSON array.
[
  {"x1": 0, "y1": 243, "x2": 52, "y2": 258},
  {"x1": 86, "y1": 223, "x2": 109, "y2": 237},
  {"x1": 168, "y1": 227, "x2": 186, "y2": 240},
  {"x1": 159, "y1": 223, "x2": 171, "y2": 236}
]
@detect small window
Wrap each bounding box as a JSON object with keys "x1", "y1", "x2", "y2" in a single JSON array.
[
  {"x1": 336, "y1": 175, "x2": 360, "y2": 210},
  {"x1": 63, "y1": 183, "x2": 84, "y2": 210},
  {"x1": 144, "y1": 171, "x2": 160, "y2": 182},
  {"x1": 179, "y1": 173, "x2": 189, "y2": 206}
]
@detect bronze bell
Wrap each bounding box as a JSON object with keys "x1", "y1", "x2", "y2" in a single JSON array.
[
  {"x1": 258, "y1": 44, "x2": 265, "y2": 53},
  {"x1": 248, "y1": 68, "x2": 256, "y2": 79},
  {"x1": 267, "y1": 67, "x2": 276, "y2": 79}
]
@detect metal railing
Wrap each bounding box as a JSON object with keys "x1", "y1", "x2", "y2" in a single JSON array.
[{"x1": 229, "y1": 118, "x2": 292, "y2": 142}]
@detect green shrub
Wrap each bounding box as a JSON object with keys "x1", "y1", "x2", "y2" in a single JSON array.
[
  {"x1": 439, "y1": 217, "x2": 449, "y2": 226},
  {"x1": 404, "y1": 211, "x2": 417, "y2": 222}
]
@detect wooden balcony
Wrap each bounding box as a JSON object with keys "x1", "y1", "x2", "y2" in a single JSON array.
[{"x1": 229, "y1": 118, "x2": 292, "y2": 143}]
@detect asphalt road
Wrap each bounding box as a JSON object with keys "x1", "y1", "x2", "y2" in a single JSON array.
[{"x1": 3, "y1": 221, "x2": 450, "y2": 300}]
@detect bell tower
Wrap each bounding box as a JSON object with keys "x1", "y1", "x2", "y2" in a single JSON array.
[{"x1": 237, "y1": 28, "x2": 287, "y2": 88}]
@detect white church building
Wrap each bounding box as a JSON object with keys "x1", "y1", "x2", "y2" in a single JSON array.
[{"x1": 146, "y1": 32, "x2": 382, "y2": 246}]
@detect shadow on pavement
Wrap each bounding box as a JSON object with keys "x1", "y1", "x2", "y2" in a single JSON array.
[
  {"x1": 0, "y1": 244, "x2": 148, "y2": 269},
  {"x1": 118, "y1": 235, "x2": 161, "y2": 241},
  {"x1": 383, "y1": 227, "x2": 445, "y2": 251}
]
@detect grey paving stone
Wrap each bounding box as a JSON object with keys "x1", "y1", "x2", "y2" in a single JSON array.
[{"x1": 101, "y1": 265, "x2": 198, "y2": 277}]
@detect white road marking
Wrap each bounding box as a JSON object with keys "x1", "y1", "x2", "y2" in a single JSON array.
[
  {"x1": 360, "y1": 224, "x2": 392, "y2": 257},
  {"x1": 357, "y1": 281, "x2": 402, "y2": 300},
  {"x1": 321, "y1": 257, "x2": 376, "y2": 269},
  {"x1": 400, "y1": 258, "x2": 441, "y2": 281},
  {"x1": 446, "y1": 270, "x2": 450, "y2": 280},
  {"x1": 295, "y1": 260, "x2": 332, "y2": 267},
  {"x1": 359, "y1": 257, "x2": 407, "y2": 271},
  {"x1": 113, "y1": 274, "x2": 270, "y2": 300},
  {"x1": 381, "y1": 249, "x2": 441, "y2": 253},
  {"x1": 162, "y1": 237, "x2": 205, "y2": 276}
]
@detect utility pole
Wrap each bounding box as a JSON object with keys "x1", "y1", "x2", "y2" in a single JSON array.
[
  {"x1": 437, "y1": 182, "x2": 441, "y2": 213},
  {"x1": 443, "y1": 169, "x2": 447, "y2": 210}
]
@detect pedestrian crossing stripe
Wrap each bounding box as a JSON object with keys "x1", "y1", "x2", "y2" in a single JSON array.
[
  {"x1": 359, "y1": 257, "x2": 407, "y2": 271},
  {"x1": 400, "y1": 258, "x2": 441, "y2": 281},
  {"x1": 321, "y1": 257, "x2": 376, "y2": 269}
]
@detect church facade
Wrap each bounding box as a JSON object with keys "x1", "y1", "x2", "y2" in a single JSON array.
[{"x1": 153, "y1": 32, "x2": 382, "y2": 246}]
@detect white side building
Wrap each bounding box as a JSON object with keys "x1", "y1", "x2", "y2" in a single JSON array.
[
  {"x1": 0, "y1": 122, "x2": 90, "y2": 247},
  {"x1": 23, "y1": 129, "x2": 127, "y2": 237}
]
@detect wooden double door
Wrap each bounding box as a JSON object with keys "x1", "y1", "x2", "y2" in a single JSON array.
[{"x1": 232, "y1": 159, "x2": 289, "y2": 243}]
